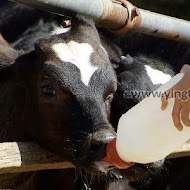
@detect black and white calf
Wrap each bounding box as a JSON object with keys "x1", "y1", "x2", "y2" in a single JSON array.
[
  {"x1": 111, "y1": 54, "x2": 175, "y2": 128},
  {"x1": 0, "y1": 9, "x2": 120, "y2": 188},
  {"x1": 0, "y1": 1, "x2": 186, "y2": 190}
]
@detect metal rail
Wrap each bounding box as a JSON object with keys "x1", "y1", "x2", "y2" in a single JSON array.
[
  {"x1": 10, "y1": 0, "x2": 104, "y2": 18},
  {"x1": 139, "y1": 9, "x2": 190, "y2": 44},
  {"x1": 10, "y1": 0, "x2": 129, "y2": 30},
  {"x1": 10, "y1": 0, "x2": 190, "y2": 43}
]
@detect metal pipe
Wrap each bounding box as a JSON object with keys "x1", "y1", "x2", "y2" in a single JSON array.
[
  {"x1": 10, "y1": 0, "x2": 104, "y2": 18},
  {"x1": 139, "y1": 9, "x2": 190, "y2": 44},
  {"x1": 10, "y1": 0, "x2": 130, "y2": 30},
  {"x1": 10, "y1": 0, "x2": 190, "y2": 44}
]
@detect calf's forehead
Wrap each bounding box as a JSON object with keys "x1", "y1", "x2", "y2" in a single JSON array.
[
  {"x1": 48, "y1": 37, "x2": 114, "y2": 86},
  {"x1": 37, "y1": 38, "x2": 116, "y2": 98},
  {"x1": 52, "y1": 41, "x2": 98, "y2": 86}
]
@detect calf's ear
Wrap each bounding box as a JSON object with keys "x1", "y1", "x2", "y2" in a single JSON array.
[
  {"x1": 0, "y1": 33, "x2": 9, "y2": 47},
  {"x1": 0, "y1": 42, "x2": 25, "y2": 84},
  {"x1": 0, "y1": 43, "x2": 19, "y2": 68}
]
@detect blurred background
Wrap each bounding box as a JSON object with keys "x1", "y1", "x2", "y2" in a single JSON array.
[{"x1": 131, "y1": 0, "x2": 190, "y2": 20}]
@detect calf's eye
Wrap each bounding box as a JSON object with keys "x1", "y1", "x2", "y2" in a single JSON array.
[{"x1": 41, "y1": 85, "x2": 56, "y2": 98}]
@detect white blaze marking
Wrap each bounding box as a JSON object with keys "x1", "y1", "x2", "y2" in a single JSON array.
[
  {"x1": 145, "y1": 65, "x2": 172, "y2": 85},
  {"x1": 52, "y1": 41, "x2": 98, "y2": 85},
  {"x1": 51, "y1": 25, "x2": 71, "y2": 35},
  {"x1": 100, "y1": 44, "x2": 108, "y2": 55}
]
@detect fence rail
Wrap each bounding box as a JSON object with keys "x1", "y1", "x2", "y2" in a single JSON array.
[
  {"x1": 0, "y1": 141, "x2": 189, "y2": 174},
  {"x1": 0, "y1": 142, "x2": 74, "y2": 174}
]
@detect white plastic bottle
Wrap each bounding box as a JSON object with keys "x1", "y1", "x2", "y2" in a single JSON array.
[{"x1": 116, "y1": 73, "x2": 190, "y2": 164}]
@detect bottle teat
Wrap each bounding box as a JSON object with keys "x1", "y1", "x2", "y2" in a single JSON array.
[{"x1": 102, "y1": 139, "x2": 135, "y2": 169}]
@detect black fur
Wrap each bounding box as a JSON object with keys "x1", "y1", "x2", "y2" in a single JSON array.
[{"x1": 0, "y1": 1, "x2": 189, "y2": 190}]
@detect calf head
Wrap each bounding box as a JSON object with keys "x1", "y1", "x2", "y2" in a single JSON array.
[{"x1": 0, "y1": 16, "x2": 117, "y2": 172}]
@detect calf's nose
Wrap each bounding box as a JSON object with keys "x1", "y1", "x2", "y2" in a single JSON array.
[
  {"x1": 80, "y1": 127, "x2": 116, "y2": 164},
  {"x1": 91, "y1": 127, "x2": 116, "y2": 145}
]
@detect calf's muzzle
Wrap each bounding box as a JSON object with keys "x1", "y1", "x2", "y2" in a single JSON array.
[{"x1": 90, "y1": 127, "x2": 116, "y2": 145}]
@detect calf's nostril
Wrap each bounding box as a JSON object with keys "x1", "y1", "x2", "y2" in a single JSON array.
[
  {"x1": 91, "y1": 128, "x2": 116, "y2": 145},
  {"x1": 80, "y1": 129, "x2": 116, "y2": 164}
]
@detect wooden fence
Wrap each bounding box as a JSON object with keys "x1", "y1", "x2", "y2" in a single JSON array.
[{"x1": 0, "y1": 141, "x2": 189, "y2": 174}]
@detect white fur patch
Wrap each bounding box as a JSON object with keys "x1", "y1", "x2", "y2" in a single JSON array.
[
  {"x1": 145, "y1": 65, "x2": 172, "y2": 85},
  {"x1": 51, "y1": 25, "x2": 71, "y2": 35},
  {"x1": 52, "y1": 41, "x2": 98, "y2": 85},
  {"x1": 100, "y1": 44, "x2": 108, "y2": 55}
]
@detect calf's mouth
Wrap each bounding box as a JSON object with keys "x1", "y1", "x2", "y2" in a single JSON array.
[{"x1": 76, "y1": 136, "x2": 164, "y2": 182}]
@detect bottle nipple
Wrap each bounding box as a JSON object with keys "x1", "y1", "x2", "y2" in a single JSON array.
[{"x1": 102, "y1": 139, "x2": 135, "y2": 169}]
